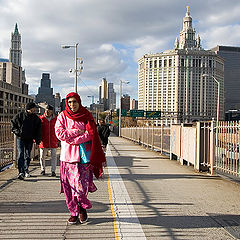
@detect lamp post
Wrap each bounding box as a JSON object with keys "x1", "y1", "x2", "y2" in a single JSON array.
[
  {"x1": 61, "y1": 43, "x2": 79, "y2": 93},
  {"x1": 202, "y1": 74, "x2": 220, "y2": 175},
  {"x1": 202, "y1": 74, "x2": 220, "y2": 124},
  {"x1": 87, "y1": 95, "x2": 94, "y2": 104},
  {"x1": 119, "y1": 80, "x2": 129, "y2": 137}
]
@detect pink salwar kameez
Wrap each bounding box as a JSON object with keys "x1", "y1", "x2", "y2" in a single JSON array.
[
  {"x1": 60, "y1": 161, "x2": 97, "y2": 216},
  {"x1": 55, "y1": 92, "x2": 106, "y2": 223},
  {"x1": 55, "y1": 111, "x2": 97, "y2": 217}
]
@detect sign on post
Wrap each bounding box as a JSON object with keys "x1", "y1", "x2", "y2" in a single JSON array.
[
  {"x1": 130, "y1": 110, "x2": 144, "y2": 118},
  {"x1": 117, "y1": 109, "x2": 127, "y2": 117},
  {"x1": 145, "y1": 111, "x2": 161, "y2": 119}
]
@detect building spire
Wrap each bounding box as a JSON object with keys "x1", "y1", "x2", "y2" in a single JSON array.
[
  {"x1": 14, "y1": 23, "x2": 19, "y2": 35},
  {"x1": 9, "y1": 23, "x2": 22, "y2": 66},
  {"x1": 186, "y1": 6, "x2": 190, "y2": 16},
  {"x1": 178, "y1": 6, "x2": 199, "y2": 49}
]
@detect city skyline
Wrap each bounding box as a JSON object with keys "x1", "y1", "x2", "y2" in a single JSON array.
[{"x1": 0, "y1": 1, "x2": 240, "y2": 107}]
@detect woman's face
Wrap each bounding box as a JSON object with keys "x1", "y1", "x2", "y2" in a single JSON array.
[{"x1": 67, "y1": 97, "x2": 79, "y2": 113}]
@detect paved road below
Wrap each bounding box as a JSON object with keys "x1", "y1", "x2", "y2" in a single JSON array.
[{"x1": 0, "y1": 135, "x2": 240, "y2": 239}]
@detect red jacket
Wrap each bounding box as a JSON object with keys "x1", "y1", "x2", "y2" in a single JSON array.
[{"x1": 39, "y1": 113, "x2": 58, "y2": 148}]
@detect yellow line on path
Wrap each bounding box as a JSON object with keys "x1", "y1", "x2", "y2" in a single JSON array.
[{"x1": 107, "y1": 176, "x2": 119, "y2": 240}]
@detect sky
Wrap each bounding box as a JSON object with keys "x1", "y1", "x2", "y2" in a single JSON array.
[{"x1": 0, "y1": 0, "x2": 240, "y2": 107}]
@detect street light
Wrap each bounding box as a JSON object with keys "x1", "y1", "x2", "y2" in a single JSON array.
[
  {"x1": 119, "y1": 80, "x2": 129, "y2": 137},
  {"x1": 202, "y1": 74, "x2": 220, "y2": 124},
  {"x1": 87, "y1": 95, "x2": 94, "y2": 104},
  {"x1": 61, "y1": 43, "x2": 80, "y2": 93}
]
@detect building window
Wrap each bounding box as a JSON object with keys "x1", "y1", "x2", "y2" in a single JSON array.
[
  {"x1": 159, "y1": 60, "x2": 162, "y2": 67},
  {"x1": 209, "y1": 60, "x2": 212, "y2": 68},
  {"x1": 149, "y1": 61, "x2": 152, "y2": 68},
  {"x1": 164, "y1": 60, "x2": 167, "y2": 67},
  {"x1": 154, "y1": 60, "x2": 157, "y2": 68},
  {"x1": 181, "y1": 59, "x2": 184, "y2": 67}
]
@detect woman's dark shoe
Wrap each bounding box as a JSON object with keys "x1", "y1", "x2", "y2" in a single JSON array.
[
  {"x1": 68, "y1": 215, "x2": 78, "y2": 225},
  {"x1": 79, "y1": 207, "x2": 88, "y2": 223}
]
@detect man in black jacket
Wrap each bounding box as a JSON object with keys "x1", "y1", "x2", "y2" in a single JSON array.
[
  {"x1": 97, "y1": 119, "x2": 110, "y2": 153},
  {"x1": 11, "y1": 102, "x2": 41, "y2": 180}
]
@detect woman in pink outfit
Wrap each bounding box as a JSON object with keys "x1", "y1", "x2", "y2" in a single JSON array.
[{"x1": 55, "y1": 92, "x2": 106, "y2": 225}]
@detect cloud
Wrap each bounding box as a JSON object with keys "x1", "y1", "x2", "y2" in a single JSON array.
[
  {"x1": 0, "y1": 0, "x2": 240, "y2": 107},
  {"x1": 201, "y1": 25, "x2": 240, "y2": 49},
  {"x1": 132, "y1": 36, "x2": 171, "y2": 61}
]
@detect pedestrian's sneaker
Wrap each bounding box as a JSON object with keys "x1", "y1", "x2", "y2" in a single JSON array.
[
  {"x1": 25, "y1": 169, "x2": 31, "y2": 178},
  {"x1": 79, "y1": 207, "x2": 88, "y2": 223},
  {"x1": 51, "y1": 171, "x2": 56, "y2": 177},
  {"x1": 25, "y1": 172, "x2": 31, "y2": 178},
  {"x1": 41, "y1": 170, "x2": 45, "y2": 175},
  {"x1": 18, "y1": 173, "x2": 24, "y2": 180},
  {"x1": 68, "y1": 216, "x2": 78, "y2": 225}
]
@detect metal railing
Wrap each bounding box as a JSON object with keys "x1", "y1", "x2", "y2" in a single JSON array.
[
  {"x1": 215, "y1": 121, "x2": 239, "y2": 177},
  {"x1": 0, "y1": 121, "x2": 14, "y2": 169},
  {"x1": 0, "y1": 119, "x2": 41, "y2": 171},
  {"x1": 121, "y1": 125, "x2": 171, "y2": 154},
  {"x1": 121, "y1": 121, "x2": 240, "y2": 178}
]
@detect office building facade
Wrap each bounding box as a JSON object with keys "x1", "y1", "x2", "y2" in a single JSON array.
[
  {"x1": 35, "y1": 73, "x2": 55, "y2": 107},
  {"x1": 98, "y1": 78, "x2": 116, "y2": 111},
  {"x1": 9, "y1": 23, "x2": 22, "y2": 67},
  {"x1": 211, "y1": 45, "x2": 240, "y2": 112},
  {"x1": 121, "y1": 94, "x2": 130, "y2": 111},
  {"x1": 0, "y1": 24, "x2": 33, "y2": 121},
  {"x1": 130, "y1": 99, "x2": 138, "y2": 110},
  {"x1": 108, "y1": 82, "x2": 116, "y2": 110},
  {"x1": 138, "y1": 7, "x2": 224, "y2": 123}
]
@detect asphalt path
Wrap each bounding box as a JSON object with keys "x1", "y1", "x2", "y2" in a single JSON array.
[{"x1": 0, "y1": 135, "x2": 239, "y2": 239}]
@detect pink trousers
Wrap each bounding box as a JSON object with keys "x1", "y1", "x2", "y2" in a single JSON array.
[{"x1": 60, "y1": 161, "x2": 97, "y2": 216}]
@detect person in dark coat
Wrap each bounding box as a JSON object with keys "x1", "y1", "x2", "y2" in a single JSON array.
[
  {"x1": 39, "y1": 104, "x2": 58, "y2": 177},
  {"x1": 97, "y1": 119, "x2": 110, "y2": 153},
  {"x1": 11, "y1": 102, "x2": 41, "y2": 180}
]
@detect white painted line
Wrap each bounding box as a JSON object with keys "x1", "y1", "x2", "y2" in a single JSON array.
[{"x1": 106, "y1": 145, "x2": 146, "y2": 240}]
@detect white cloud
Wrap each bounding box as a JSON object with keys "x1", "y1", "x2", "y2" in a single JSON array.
[
  {"x1": 132, "y1": 36, "x2": 170, "y2": 61},
  {"x1": 0, "y1": 0, "x2": 240, "y2": 107},
  {"x1": 201, "y1": 25, "x2": 240, "y2": 49}
]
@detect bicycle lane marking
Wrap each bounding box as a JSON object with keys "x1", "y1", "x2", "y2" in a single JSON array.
[{"x1": 106, "y1": 145, "x2": 146, "y2": 240}]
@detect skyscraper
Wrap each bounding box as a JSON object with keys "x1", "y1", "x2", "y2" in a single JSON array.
[
  {"x1": 98, "y1": 78, "x2": 116, "y2": 111},
  {"x1": 108, "y1": 82, "x2": 116, "y2": 110},
  {"x1": 211, "y1": 46, "x2": 240, "y2": 111},
  {"x1": 121, "y1": 94, "x2": 130, "y2": 111},
  {"x1": 9, "y1": 23, "x2": 22, "y2": 67},
  {"x1": 130, "y1": 99, "x2": 138, "y2": 110},
  {"x1": 138, "y1": 7, "x2": 224, "y2": 123},
  {"x1": 55, "y1": 92, "x2": 61, "y2": 113},
  {"x1": 36, "y1": 73, "x2": 55, "y2": 107},
  {"x1": 99, "y1": 77, "x2": 108, "y2": 110},
  {"x1": 0, "y1": 24, "x2": 33, "y2": 121},
  {"x1": 9, "y1": 23, "x2": 28, "y2": 95}
]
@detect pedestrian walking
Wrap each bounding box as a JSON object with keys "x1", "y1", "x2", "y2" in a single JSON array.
[
  {"x1": 55, "y1": 92, "x2": 106, "y2": 225},
  {"x1": 11, "y1": 102, "x2": 41, "y2": 180},
  {"x1": 97, "y1": 119, "x2": 110, "y2": 153},
  {"x1": 39, "y1": 104, "x2": 58, "y2": 177}
]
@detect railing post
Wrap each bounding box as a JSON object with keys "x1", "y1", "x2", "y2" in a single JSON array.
[
  {"x1": 161, "y1": 122, "x2": 163, "y2": 154},
  {"x1": 146, "y1": 121, "x2": 149, "y2": 148},
  {"x1": 210, "y1": 120, "x2": 215, "y2": 175},
  {"x1": 195, "y1": 122, "x2": 201, "y2": 171},
  {"x1": 152, "y1": 123, "x2": 154, "y2": 150},
  {"x1": 170, "y1": 122, "x2": 172, "y2": 160}
]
